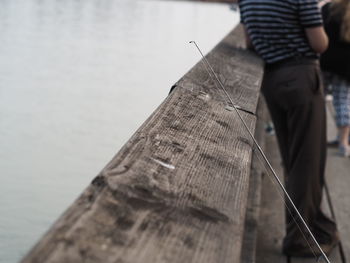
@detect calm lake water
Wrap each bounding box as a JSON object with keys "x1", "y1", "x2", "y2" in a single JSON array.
[{"x1": 0, "y1": 0, "x2": 238, "y2": 262}]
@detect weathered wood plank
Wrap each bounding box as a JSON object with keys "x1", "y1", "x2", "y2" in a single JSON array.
[
  {"x1": 175, "y1": 25, "x2": 263, "y2": 115},
  {"x1": 22, "y1": 88, "x2": 256, "y2": 263},
  {"x1": 240, "y1": 98, "x2": 267, "y2": 263},
  {"x1": 255, "y1": 117, "x2": 287, "y2": 263},
  {"x1": 21, "y1": 25, "x2": 264, "y2": 263}
]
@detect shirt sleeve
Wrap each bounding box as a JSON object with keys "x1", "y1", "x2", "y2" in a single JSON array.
[
  {"x1": 238, "y1": 2, "x2": 245, "y2": 24},
  {"x1": 240, "y1": 15, "x2": 244, "y2": 24},
  {"x1": 298, "y1": 0, "x2": 323, "y2": 28}
]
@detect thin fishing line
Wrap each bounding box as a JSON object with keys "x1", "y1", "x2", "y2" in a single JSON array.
[
  {"x1": 198, "y1": 53, "x2": 231, "y2": 106},
  {"x1": 196, "y1": 46, "x2": 313, "y2": 255},
  {"x1": 196, "y1": 52, "x2": 242, "y2": 114},
  {"x1": 252, "y1": 146, "x2": 319, "y2": 259},
  {"x1": 192, "y1": 42, "x2": 255, "y2": 115},
  {"x1": 197, "y1": 46, "x2": 313, "y2": 254},
  {"x1": 189, "y1": 41, "x2": 331, "y2": 263}
]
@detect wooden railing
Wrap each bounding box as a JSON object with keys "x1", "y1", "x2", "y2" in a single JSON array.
[{"x1": 21, "y1": 25, "x2": 265, "y2": 263}]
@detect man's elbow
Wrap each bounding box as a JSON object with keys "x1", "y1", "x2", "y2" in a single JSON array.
[
  {"x1": 306, "y1": 26, "x2": 329, "y2": 54},
  {"x1": 311, "y1": 37, "x2": 329, "y2": 54}
]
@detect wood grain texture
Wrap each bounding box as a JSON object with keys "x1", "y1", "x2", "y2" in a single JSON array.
[
  {"x1": 21, "y1": 26, "x2": 264, "y2": 263},
  {"x1": 255, "y1": 114, "x2": 287, "y2": 263},
  {"x1": 240, "y1": 98, "x2": 267, "y2": 263},
  {"x1": 175, "y1": 25, "x2": 263, "y2": 115}
]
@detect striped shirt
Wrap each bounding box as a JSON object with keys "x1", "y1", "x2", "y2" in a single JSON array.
[{"x1": 239, "y1": 0, "x2": 323, "y2": 64}]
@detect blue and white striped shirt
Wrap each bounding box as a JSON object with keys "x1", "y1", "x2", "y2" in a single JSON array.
[{"x1": 239, "y1": 0, "x2": 323, "y2": 64}]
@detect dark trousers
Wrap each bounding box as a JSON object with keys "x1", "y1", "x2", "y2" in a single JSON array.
[{"x1": 262, "y1": 58, "x2": 337, "y2": 247}]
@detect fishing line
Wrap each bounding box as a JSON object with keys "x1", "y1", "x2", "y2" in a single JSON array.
[
  {"x1": 189, "y1": 41, "x2": 331, "y2": 263},
  {"x1": 252, "y1": 145, "x2": 319, "y2": 259},
  {"x1": 195, "y1": 51, "x2": 255, "y2": 116}
]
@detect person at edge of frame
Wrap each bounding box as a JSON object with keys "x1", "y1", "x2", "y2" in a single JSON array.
[
  {"x1": 320, "y1": 0, "x2": 350, "y2": 157},
  {"x1": 238, "y1": 0, "x2": 339, "y2": 258}
]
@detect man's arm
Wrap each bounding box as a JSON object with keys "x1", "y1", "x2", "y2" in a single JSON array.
[
  {"x1": 305, "y1": 26, "x2": 329, "y2": 54},
  {"x1": 318, "y1": 0, "x2": 331, "y2": 8},
  {"x1": 242, "y1": 24, "x2": 253, "y2": 49},
  {"x1": 298, "y1": 0, "x2": 328, "y2": 53}
]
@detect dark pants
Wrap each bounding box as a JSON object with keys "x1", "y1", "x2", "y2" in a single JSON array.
[{"x1": 262, "y1": 58, "x2": 337, "y2": 249}]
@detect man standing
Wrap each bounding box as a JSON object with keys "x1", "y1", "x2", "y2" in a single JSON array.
[{"x1": 238, "y1": 0, "x2": 338, "y2": 257}]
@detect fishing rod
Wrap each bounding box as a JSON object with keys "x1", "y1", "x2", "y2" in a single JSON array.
[{"x1": 189, "y1": 41, "x2": 331, "y2": 263}]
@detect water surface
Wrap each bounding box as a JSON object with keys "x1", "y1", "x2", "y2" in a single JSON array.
[{"x1": 0, "y1": 0, "x2": 238, "y2": 261}]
